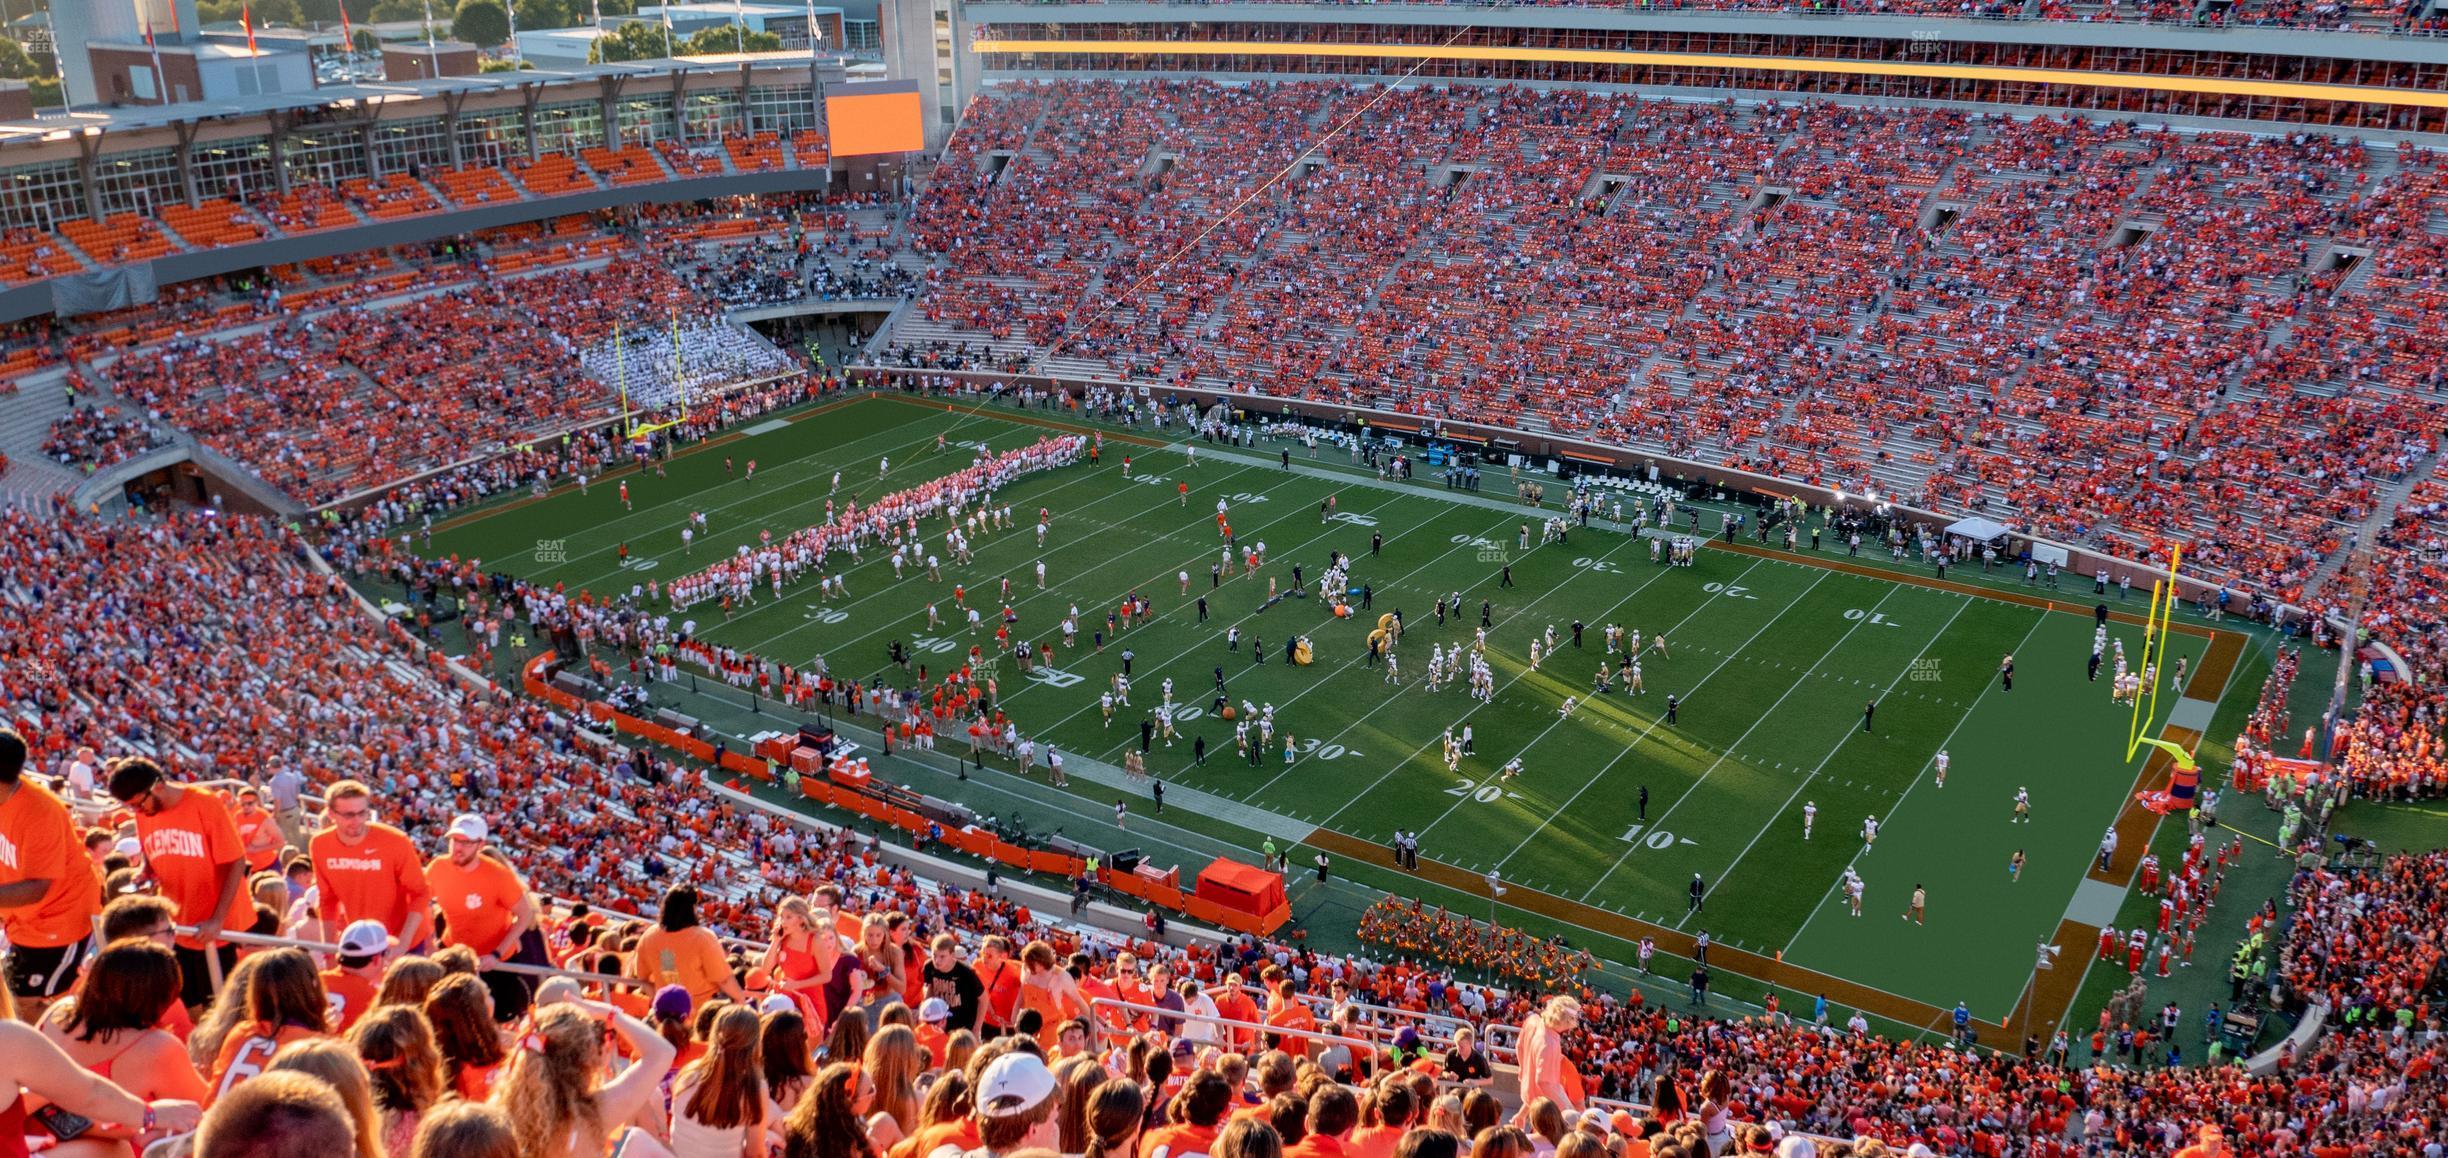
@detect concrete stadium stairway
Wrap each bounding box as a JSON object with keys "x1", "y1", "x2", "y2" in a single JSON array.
[{"x1": 0, "y1": 370, "x2": 92, "y2": 509}]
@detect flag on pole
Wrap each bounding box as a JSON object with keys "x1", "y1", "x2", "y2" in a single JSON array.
[
  {"x1": 167, "y1": 0, "x2": 181, "y2": 34},
  {"x1": 142, "y1": 16, "x2": 166, "y2": 104},
  {"x1": 804, "y1": 0, "x2": 819, "y2": 49},
  {"x1": 735, "y1": 0, "x2": 746, "y2": 52},
  {"x1": 661, "y1": 3, "x2": 675, "y2": 56},
  {"x1": 339, "y1": 1, "x2": 353, "y2": 45},
  {"x1": 242, "y1": 1, "x2": 258, "y2": 54}
]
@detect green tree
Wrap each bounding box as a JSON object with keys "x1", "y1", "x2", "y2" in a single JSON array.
[
  {"x1": 368, "y1": 0, "x2": 428, "y2": 21},
  {"x1": 451, "y1": 0, "x2": 509, "y2": 45},
  {"x1": 679, "y1": 24, "x2": 779, "y2": 54},
  {"x1": 587, "y1": 18, "x2": 669, "y2": 62},
  {"x1": 251, "y1": 0, "x2": 304, "y2": 25},
  {"x1": 513, "y1": 0, "x2": 576, "y2": 30},
  {"x1": 0, "y1": 36, "x2": 38, "y2": 81},
  {"x1": 478, "y1": 56, "x2": 534, "y2": 71}
]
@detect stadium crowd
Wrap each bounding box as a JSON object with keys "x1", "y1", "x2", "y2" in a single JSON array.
[
  {"x1": 0, "y1": 491, "x2": 2442, "y2": 1156},
  {"x1": 993, "y1": 0, "x2": 2444, "y2": 33},
  {"x1": 903, "y1": 82, "x2": 2448, "y2": 613},
  {"x1": 5, "y1": 71, "x2": 2448, "y2": 1158},
  {"x1": 0, "y1": 370, "x2": 2440, "y2": 1154}
]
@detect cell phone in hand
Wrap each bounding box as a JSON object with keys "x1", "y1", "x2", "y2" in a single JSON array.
[{"x1": 31, "y1": 1103, "x2": 94, "y2": 1142}]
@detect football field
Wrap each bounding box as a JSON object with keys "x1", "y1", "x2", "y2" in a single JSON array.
[{"x1": 427, "y1": 394, "x2": 2243, "y2": 1034}]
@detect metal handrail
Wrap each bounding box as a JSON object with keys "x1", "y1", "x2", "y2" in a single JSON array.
[
  {"x1": 1293, "y1": 992, "x2": 1478, "y2": 1049},
  {"x1": 175, "y1": 924, "x2": 655, "y2": 990},
  {"x1": 1087, "y1": 995, "x2": 1383, "y2": 1056}
]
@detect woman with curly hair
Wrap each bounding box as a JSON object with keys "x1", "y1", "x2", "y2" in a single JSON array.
[{"x1": 488, "y1": 998, "x2": 674, "y2": 1158}]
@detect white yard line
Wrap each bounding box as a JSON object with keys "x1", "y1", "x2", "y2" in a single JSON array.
[
  {"x1": 1486, "y1": 567, "x2": 1855, "y2": 882},
  {"x1": 1241, "y1": 526, "x2": 1664, "y2": 806},
  {"x1": 1776, "y1": 614, "x2": 2050, "y2": 958},
  {"x1": 1311, "y1": 553, "x2": 1770, "y2": 834},
  {"x1": 729, "y1": 460, "x2": 1276, "y2": 657},
  {"x1": 540, "y1": 406, "x2": 993, "y2": 591},
  {"x1": 1666, "y1": 593, "x2": 1973, "y2": 929},
  {"x1": 1021, "y1": 503, "x2": 1519, "y2": 744}
]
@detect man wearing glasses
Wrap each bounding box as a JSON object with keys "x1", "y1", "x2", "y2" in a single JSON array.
[
  {"x1": 307, "y1": 779, "x2": 431, "y2": 955},
  {"x1": 106, "y1": 757, "x2": 248, "y2": 1011}
]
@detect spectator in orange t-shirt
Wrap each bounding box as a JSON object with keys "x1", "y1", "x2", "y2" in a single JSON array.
[
  {"x1": 0, "y1": 727, "x2": 103, "y2": 1021},
  {"x1": 321, "y1": 920, "x2": 393, "y2": 1033},
  {"x1": 1209, "y1": 973, "x2": 1260, "y2": 1052},
  {"x1": 914, "y1": 998, "x2": 952, "y2": 1068},
  {"x1": 231, "y1": 788, "x2": 284, "y2": 874},
  {"x1": 973, "y1": 936, "x2": 1021, "y2": 1040},
  {"x1": 1265, "y1": 978, "x2": 1318, "y2": 1059},
  {"x1": 630, "y1": 884, "x2": 745, "y2": 1009},
  {"x1": 109, "y1": 757, "x2": 248, "y2": 1010},
  {"x1": 423, "y1": 813, "x2": 541, "y2": 1022},
  {"x1": 1016, "y1": 941, "x2": 1087, "y2": 1050},
  {"x1": 307, "y1": 779, "x2": 431, "y2": 952}
]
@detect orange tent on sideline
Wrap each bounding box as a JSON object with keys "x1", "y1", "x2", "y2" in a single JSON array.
[{"x1": 1195, "y1": 857, "x2": 1285, "y2": 922}]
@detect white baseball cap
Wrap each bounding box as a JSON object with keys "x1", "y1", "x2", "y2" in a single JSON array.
[
  {"x1": 976, "y1": 1053, "x2": 1057, "y2": 1117},
  {"x1": 446, "y1": 814, "x2": 488, "y2": 842},
  {"x1": 919, "y1": 997, "x2": 952, "y2": 1022},
  {"x1": 337, "y1": 919, "x2": 395, "y2": 958}
]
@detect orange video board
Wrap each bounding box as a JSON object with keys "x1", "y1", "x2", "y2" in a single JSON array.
[{"x1": 825, "y1": 83, "x2": 924, "y2": 157}]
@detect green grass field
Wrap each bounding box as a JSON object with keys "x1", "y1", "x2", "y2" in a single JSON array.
[{"x1": 428, "y1": 395, "x2": 2236, "y2": 1027}]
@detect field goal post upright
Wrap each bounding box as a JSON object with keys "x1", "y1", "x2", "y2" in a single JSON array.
[{"x1": 2128, "y1": 544, "x2": 2200, "y2": 808}]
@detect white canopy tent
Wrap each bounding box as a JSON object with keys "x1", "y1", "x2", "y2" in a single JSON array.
[{"x1": 1944, "y1": 516, "x2": 2014, "y2": 542}]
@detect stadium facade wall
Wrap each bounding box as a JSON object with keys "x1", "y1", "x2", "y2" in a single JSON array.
[{"x1": 962, "y1": 2, "x2": 2448, "y2": 65}]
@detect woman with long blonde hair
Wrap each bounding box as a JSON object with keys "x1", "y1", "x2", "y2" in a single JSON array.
[
  {"x1": 670, "y1": 1004, "x2": 767, "y2": 1158},
  {"x1": 489, "y1": 999, "x2": 675, "y2": 1158},
  {"x1": 759, "y1": 898, "x2": 830, "y2": 1025},
  {"x1": 860, "y1": 1023, "x2": 923, "y2": 1149},
  {"x1": 265, "y1": 1038, "x2": 384, "y2": 1158},
  {"x1": 855, "y1": 914, "x2": 902, "y2": 1002}
]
